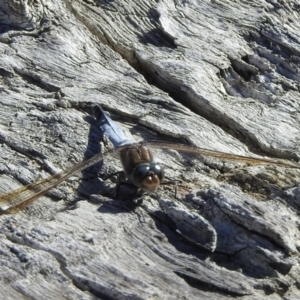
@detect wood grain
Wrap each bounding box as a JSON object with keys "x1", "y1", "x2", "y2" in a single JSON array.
[{"x1": 0, "y1": 0, "x2": 299, "y2": 299}]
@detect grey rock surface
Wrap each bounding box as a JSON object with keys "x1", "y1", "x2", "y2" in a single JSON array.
[{"x1": 0, "y1": 0, "x2": 300, "y2": 299}]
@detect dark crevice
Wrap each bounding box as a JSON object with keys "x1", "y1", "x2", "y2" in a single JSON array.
[
  {"x1": 69, "y1": 3, "x2": 300, "y2": 162},
  {"x1": 174, "y1": 76, "x2": 297, "y2": 160},
  {"x1": 94, "y1": 0, "x2": 116, "y2": 6},
  {"x1": 0, "y1": 24, "x2": 15, "y2": 34},
  {"x1": 146, "y1": 225, "x2": 250, "y2": 296},
  {"x1": 0, "y1": 67, "x2": 14, "y2": 78},
  {"x1": 184, "y1": 192, "x2": 290, "y2": 279},
  {"x1": 0, "y1": 23, "x2": 36, "y2": 35},
  {"x1": 5, "y1": 232, "x2": 118, "y2": 300},
  {"x1": 269, "y1": 262, "x2": 293, "y2": 276},
  {"x1": 229, "y1": 57, "x2": 256, "y2": 82},
  {"x1": 148, "y1": 208, "x2": 216, "y2": 255},
  {"x1": 248, "y1": 33, "x2": 300, "y2": 85},
  {"x1": 13, "y1": 68, "x2": 61, "y2": 93},
  {"x1": 209, "y1": 201, "x2": 290, "y2": 256},
  {"x1": 174, "y1": 270, "x2": 251, "y2": 296},
  {"x1": 241, "y1": 55, "x2": 249, "y2": 63},
  {"x1": 138, "y1": 28, "x2": 177, "y2": 48},
  {"x1": 0, "y1": 133, "x2": 47, "y2": 163},
  {"x1": 148, "y1": 210, "x2": 264, "y2": 293},
  {"x1": 138, "y1": 8, "x2": 177, "y2": 48},
  {"x1": 67, "y1": 2, "x2": 269, "y2": 157},
  {"x1": 260, "y1": 28, "x2": 300, "y2": 57},
  {"x1": 246, "y1": 30, "x2": 300, "y2": 65},
  {"x1": 139, "y1": 62, "x2": 300, "y2": 161},
  {"x1": 226, "y1": 171, "x2": 300, "y2": 214}
]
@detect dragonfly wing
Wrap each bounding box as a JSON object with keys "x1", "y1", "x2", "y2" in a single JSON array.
[
  {"x1": 0, "y1": 146, "x2": 124, "y2": 214},
  {"x1": 93, "y1": 105, "x2": 133, "y2": 148},
  {"x1": 146, "y1": 141, "x2": 300, "y2": 169},
  {"x1": 0, "y1": 173, "x2": 71, "y2": 214}
]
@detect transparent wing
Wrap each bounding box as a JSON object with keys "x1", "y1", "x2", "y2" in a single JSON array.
[
  {"x1": 0, "y1": 146, "x2": 124, "y2": 214},
  {"x1": 146, "y1": 141, "x2": 300, "y2": 169},
  {"x1": 1, "y1": 140, "x2": 299, "y2": 214}
]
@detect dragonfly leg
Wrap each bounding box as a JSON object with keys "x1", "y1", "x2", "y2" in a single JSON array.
[
  {"x1": 160, "y1": 180, "x2": 178, "y2": 198},
  {"x1": 102, "y1": 170, "x2": 125, "y2": 181},
  {"x1": 116, "y1": 181, "x2": 143, "y2": 205},
  {"x1": 116, "y1": 181, "x2": 137, "y2": 199}
]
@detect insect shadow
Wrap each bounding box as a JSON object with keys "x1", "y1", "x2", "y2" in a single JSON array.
[
  {"x1": 71, "y1": 112, "x2": 143, "y2": 213},
  {"x1": 74, "y1": 114, "x2": 109, "y2": 202}
]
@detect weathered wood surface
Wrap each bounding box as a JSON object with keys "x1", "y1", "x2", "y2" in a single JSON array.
[{"x1": 0, "y1": 0, "x2": 300, "y2": 299}]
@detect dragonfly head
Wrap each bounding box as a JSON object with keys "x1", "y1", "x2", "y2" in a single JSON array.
[{"x1": 132, "y1": 163, "x2": 164, "y2": 192}]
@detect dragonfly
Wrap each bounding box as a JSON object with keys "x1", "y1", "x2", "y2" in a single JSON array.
[{"x1": 0, "y1": 105, "x2": 299, "y2": 214}]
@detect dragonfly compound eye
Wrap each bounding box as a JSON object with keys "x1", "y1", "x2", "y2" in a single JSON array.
[
  {"x1": 132, "y1": 163, "x2": 164, "y2": 192},
  {"x1": 133, "y1": 165, "x2": 150, "y2": 179},
  {"x1": 149, "y1": 163, "x2": 164, "y2": 181}
]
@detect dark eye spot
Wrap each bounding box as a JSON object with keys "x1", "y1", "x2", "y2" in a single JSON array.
[{"x1": 134, "y1": 165, "x2": 150, "y2": 178}]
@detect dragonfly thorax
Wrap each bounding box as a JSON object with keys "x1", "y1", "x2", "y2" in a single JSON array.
[{"x1": 131, "y1": 163, "x2": 164, "y2": 192}]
